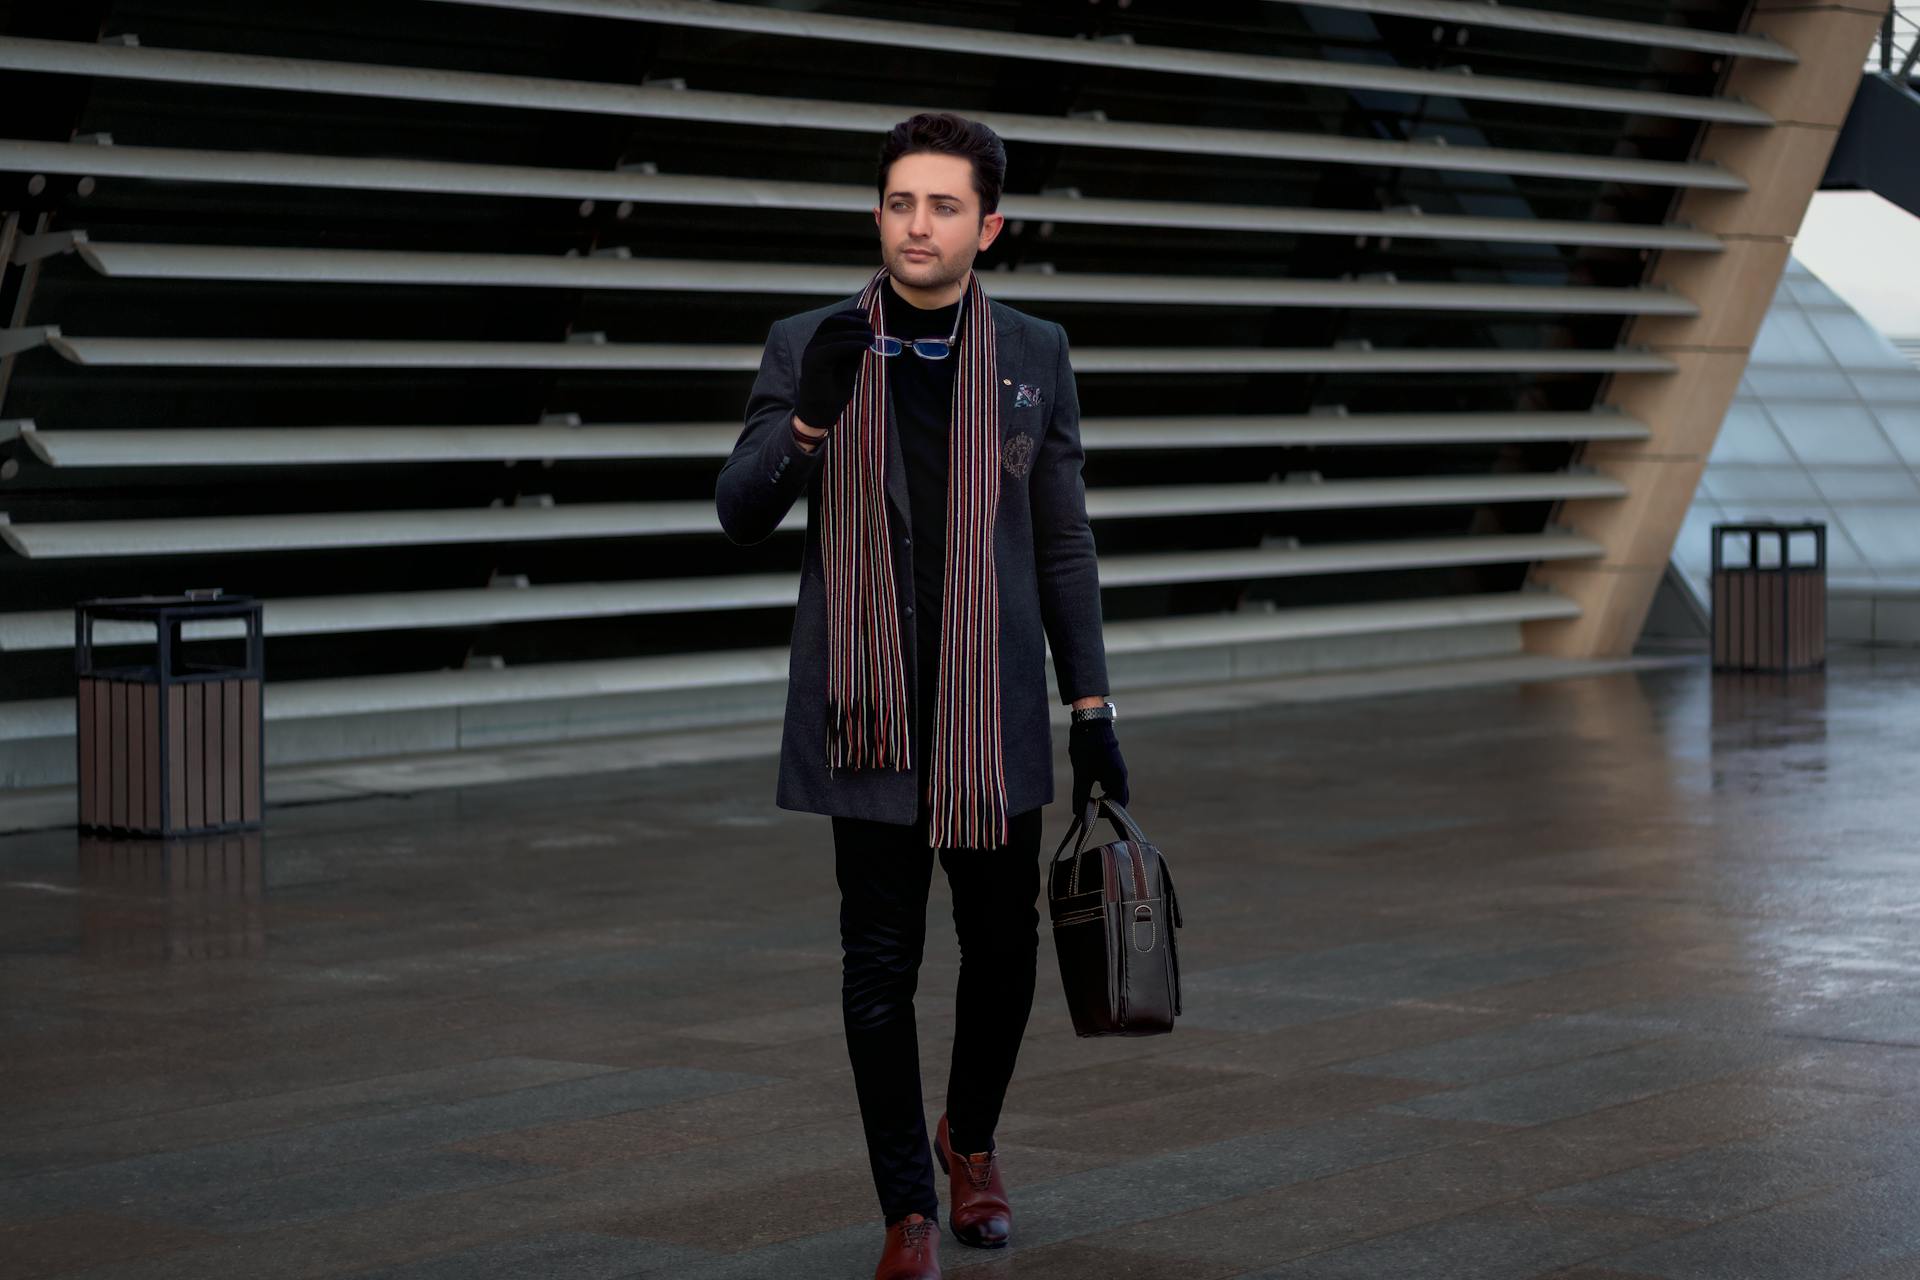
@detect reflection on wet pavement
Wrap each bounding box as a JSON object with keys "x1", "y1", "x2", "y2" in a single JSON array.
[{"x1": 3, "y1": 651, "x2": 1918, "y2": 1279}]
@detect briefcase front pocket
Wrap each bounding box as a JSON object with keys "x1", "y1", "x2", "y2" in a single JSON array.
[{"x1": 1050, "y1": 902, "x2": 1121, "y2": 1037}]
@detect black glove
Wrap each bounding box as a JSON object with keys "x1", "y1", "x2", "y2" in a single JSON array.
[
  {"x1": 793, "y1": 307, "x2": 875, "y2": 432},
  {"x1": 1069, "y1": 717, "x2": 1130, "y2": 813}
]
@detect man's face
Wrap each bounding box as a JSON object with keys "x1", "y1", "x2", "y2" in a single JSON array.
[{"x1": 874, "y1": 151, "x2": 1005, "y2": 292}]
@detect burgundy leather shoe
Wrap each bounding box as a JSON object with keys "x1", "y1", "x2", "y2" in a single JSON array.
[
  {"x1": 873, "y1": 1212, "x2": 940, "y2": 1280},
  {"x1": 932, "y1": 1111, "x2": 1011, "y2": 1249}
]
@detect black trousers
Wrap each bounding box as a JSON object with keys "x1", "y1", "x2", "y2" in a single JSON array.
[{"x1": 830, "y1": 709, "x2": 1044, "y2": 1226}]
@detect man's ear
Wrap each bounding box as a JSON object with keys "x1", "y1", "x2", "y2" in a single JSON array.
[{"x1": 978, "y1": 211, "x2": 1005, "y2": 253}]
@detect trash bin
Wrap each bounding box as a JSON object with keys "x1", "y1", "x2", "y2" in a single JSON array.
[
  {"x1": 1710, "y1": 522, "x2": 1826, "y2": 673},
  {"x1": 75, "y1": 590, "x2": 265, "y2": 836}
]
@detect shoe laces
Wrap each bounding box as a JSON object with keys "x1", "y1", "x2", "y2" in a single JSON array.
[
  {"x1": 960, "y1": 1150, "x2": 994, "y2": 1191},
  {"x1": 899, "y1": 1215, "x2": 935, "y2": 1250}
]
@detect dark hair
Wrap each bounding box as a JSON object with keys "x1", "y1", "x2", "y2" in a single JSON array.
[{"x1": 875, "y1": 112, "x2": 1007, "y2": 219}]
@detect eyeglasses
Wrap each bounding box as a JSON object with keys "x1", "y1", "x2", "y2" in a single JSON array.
[
  {"x1": 869, "y1": 296, "x2": 965, "y2": 360},
  {"x1": 869, "y1": 334, "x2": 955, "y2": 360}
]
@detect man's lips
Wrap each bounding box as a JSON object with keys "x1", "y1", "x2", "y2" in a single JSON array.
[{"x1": 901, "y1": 249, "x2": 936, "y2": 259}]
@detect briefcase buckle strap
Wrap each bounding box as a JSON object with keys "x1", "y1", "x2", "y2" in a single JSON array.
[{"x1": 1132, "y1": 903, "x2": 1155, "y2": 953}]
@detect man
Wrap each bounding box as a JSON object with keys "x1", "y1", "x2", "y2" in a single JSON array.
[{"x1": 715, "y1": 111, "x2": 1129, "y2": 1280}]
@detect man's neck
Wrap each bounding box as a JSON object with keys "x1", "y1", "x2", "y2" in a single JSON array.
[{"x1": 888, "y1": 268, "x2": 968, "y2": 311}]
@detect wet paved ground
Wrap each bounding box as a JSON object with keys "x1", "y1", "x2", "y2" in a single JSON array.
[{"x1": 4, "y1": 650, "x2": 1920, "y2": 1279}]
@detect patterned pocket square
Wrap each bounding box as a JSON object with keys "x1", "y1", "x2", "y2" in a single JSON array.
[{"x1": 1014, "y1": 383, "x2": 1044, "y2": 409}]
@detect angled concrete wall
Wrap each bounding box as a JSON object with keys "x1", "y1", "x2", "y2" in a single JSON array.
[{"x1": 1525, "y1": 2, "x2": 1892, "y2": 659}]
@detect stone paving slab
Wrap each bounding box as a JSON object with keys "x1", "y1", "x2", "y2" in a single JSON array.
[{"x1": 6, "y1": 654, "x2": 1920, "y2": 1279}]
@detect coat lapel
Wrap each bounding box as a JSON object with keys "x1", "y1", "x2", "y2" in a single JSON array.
[
  {"x1": 993, "y1": 299, "x2": 1023, "y2": 448},
  {"x1": 884, "y1": 375, "x2": 911, "y2": 530}
]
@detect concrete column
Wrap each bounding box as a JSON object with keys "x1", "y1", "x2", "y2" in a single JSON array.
[{"x1": 1524, "y1": 3, "x2": 1890, "y2": 659}]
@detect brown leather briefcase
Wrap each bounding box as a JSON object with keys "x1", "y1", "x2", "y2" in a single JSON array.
[{"x1": 1047, "y1": 793, "x2": 1184, "y2": 1037}]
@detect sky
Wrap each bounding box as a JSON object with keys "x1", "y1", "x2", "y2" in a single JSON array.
[{"x1": 1792, "y1": 190, "x2": 1920, "y2": 338}]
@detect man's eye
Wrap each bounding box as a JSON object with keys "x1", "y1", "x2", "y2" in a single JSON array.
[{"x1": 937, "y1": 205, "x2": 956, "y2": 214}]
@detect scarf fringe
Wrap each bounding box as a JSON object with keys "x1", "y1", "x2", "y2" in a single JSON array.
[{"x1": 825, "y1": 694, "x2": 910, "y2": 772}]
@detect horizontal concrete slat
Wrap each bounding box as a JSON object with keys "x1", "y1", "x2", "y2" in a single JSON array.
[
  {"x1": 42, "y1": 335, "x2": 1678, "y2": 373},
  {"x1": 71, "y1": 242, "x2": 1700, "y2": 316},
  {"x1": 1096, "y1": 534, "x2": 1604, "y2": 584},
  {"x1": 0, "y1": 37, "x2": 1747, "y2": 190},
  {"x1": 0, "y1": 590, "x2": 1583, "y2": 738},
  {"x1": 1102, "y1": 590, "x2": 1581, "y2": 655},
  {"x1": 1089, "y1": 472, "x2": 1628, "y2": 518},
  {"x1": 1291, "y1": 0, "x2": 1796, "y2": 62},
  {"x1": 1085, "y1": 412, "x2": 1654, "y2": 448},
  {"x1": 0, "y1": 141, "x2": 1725, "y2": 252},
  {"x1": 429, "y1": 0, "x2": 1774, "y2": 124},
  {"x1": 0, "y1": 474, "x2": 1624, "y2": 558},
  {"x1": 0, "y1": 533, "x2": 1605, "y2": 650},
  {"x1": 12, "y1": 412, "x2": 1652, "y2": 467}
]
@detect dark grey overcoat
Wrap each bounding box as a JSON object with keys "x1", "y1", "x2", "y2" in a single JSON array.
[{"x1": 714, "y1": 286, "x2": 1109, "y2": 827}]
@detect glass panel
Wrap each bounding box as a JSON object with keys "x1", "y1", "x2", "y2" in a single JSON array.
[
  {"x1": 1766, "y1": 402, "x2": 1898, "y2": 465},
  {"x1": 1808, "y1": 468, "x2": 1920, "y2": 502},
  {"x1": 1744, "y1": 368, "x2": 1856, "y2": 400},
  {"x1": 1784, "y1": 273, "x2": 1843, "y2": 307},
  {"x1": 1834, "y1": 507, "x2": 1920, "y2": 570},
  {"x1": 1748, "y1": 310, "x2": 1830, "y2": 367},
  {"x1": 1873, "y1": 407, "x2": 1920, "y2": 464},
  {"x1": 1809, "y1": 311, "x2": 1910, "y2": 370},
  {"x1": 1702, "y1": 467, "x2": 1821, "y2": 502},
  {"x1": 1849, "y1": 374, "x2": 1920, "y2": 405},
  {"x1": 1708, "y1": 402, "x2": 1795, "y2": 464}
]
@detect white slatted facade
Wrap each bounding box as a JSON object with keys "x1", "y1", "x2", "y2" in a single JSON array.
[{"x1": 0, "y1": 0, "x2": 1767, "y2": 783}]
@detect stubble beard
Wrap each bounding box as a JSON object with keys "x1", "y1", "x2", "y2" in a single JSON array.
[{"x1": 886, "y1": 243, "x2": 972, "y2": 295}]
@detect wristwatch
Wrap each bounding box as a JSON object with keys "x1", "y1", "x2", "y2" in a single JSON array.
[{"x1": 1070, "y1": 699, "x2": 1117, "y2": 724}]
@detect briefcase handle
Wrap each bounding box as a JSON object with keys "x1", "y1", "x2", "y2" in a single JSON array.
[{"x1": 1050, "y1": 791, "x2": 1150, "y2": 883}]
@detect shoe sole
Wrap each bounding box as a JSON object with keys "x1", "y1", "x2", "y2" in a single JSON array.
[{"x1": 932, "y1": 1129, "x2": 1010, "y2": 1250}]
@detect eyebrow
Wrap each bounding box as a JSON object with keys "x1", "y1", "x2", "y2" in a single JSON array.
[{"x1": 885, "y1": 191, "x2": 968, "y2": 204}]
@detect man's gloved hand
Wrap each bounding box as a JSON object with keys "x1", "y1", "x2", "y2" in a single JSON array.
[
  {"x1": 793, "y1": 307, "x2": 875, "y2": 432},
  {"x1": 1069, "y1": 718, "x2": 1130, "y2": 813}
]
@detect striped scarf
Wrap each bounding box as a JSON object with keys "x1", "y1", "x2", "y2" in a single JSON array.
[{"x1": 821, "y1": 264, "x2": 1008, "y2": 850}]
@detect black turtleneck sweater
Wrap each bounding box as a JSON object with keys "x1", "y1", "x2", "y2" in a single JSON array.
[{"x1": 878, "y1": 274, "x2": 963, "y2": 762}]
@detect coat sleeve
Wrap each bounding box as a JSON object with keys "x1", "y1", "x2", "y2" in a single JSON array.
[
  {"x1": 715, "y1": 317, "x2": 828, "y2": 546},
  {"x1": 1029, "y1": 320, "x2": 1110, "y2": 704}
]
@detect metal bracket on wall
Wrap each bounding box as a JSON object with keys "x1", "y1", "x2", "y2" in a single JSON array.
[
  {"x1": 0, "y1": 326, "x2": 57, "y2": 357},
  {"x1": 9, "y1": 229, "x2": 83, "y2": 265}
]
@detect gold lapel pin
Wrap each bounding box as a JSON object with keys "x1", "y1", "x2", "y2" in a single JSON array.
[{"x1": 1003, "y1": 378, "x2": 1012, "y2": 385}]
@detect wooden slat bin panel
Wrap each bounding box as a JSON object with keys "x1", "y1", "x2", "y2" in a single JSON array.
[{"x1": 73, "y1": 595, "x2": 266, "y2": 836}]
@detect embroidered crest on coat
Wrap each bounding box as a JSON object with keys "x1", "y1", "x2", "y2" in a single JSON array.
[{"x1": 1002, "y1": 430, "x2": 1035, "y2": 477}]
